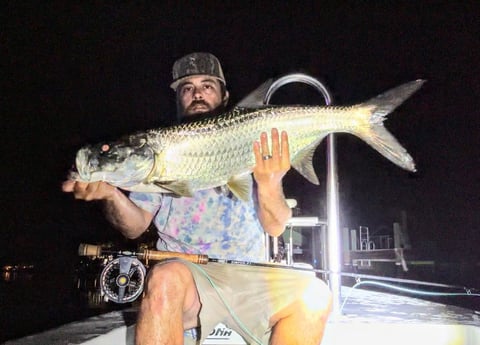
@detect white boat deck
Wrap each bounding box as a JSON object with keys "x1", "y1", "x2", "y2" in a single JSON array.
[{"x1": 5, "y1": 287, "x2": 480, "y2": 345}]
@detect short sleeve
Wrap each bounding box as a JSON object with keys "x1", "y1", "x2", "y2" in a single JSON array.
[{"x1": 129, "y1": 191, "x2": 163, "y2": 214}]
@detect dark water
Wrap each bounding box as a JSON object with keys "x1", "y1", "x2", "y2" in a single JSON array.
[{"x1": 1, "y1": 261, "x2": 479, "y2": 343}]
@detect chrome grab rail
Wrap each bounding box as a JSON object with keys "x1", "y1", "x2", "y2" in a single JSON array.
[{"x1": 264, "y1": 73, "x2": 341, "y2": 316}]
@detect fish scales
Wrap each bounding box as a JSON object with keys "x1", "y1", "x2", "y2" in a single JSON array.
[{"x1": 149, "y1": 106, "x2": 349, "y2": 182}]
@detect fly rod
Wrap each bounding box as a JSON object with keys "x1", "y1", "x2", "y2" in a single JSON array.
[{"x1": 78, "y1": 243, "x2": 468, "y2": 290}]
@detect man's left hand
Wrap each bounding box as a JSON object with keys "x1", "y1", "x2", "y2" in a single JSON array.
[{"x1": 253, "y1": 128, "x2": 291, "y2": 188}]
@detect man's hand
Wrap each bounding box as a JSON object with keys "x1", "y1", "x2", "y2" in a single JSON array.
[
  {"x1": 253, "y1": 128, "x2": 292, "y2": 237},
  {"x1": 62, "y1": 179, "x2": 152, "y2": 238},
  {"x1": 253, "y1": 128, "x2": 290, "y2": 188},
  {"x1": 62, "y1": 180, "x2": 117, "y2": 201}
]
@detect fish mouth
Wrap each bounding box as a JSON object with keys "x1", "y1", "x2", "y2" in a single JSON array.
[
  {"x1": 75, "y1": 147, "x2": 92, "y2": 181},
  {"x1": 74, "y1": 144, "x2": 155, "y2": 188}
]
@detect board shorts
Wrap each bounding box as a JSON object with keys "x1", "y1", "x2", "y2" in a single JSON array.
[{"x1": 161, "y1": 260, "x2": 331, "y2": 345}]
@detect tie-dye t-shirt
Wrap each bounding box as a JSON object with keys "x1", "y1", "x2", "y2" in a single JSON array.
[{"x1": 129, "y1": 188, "x2": 266, "y2": 262}]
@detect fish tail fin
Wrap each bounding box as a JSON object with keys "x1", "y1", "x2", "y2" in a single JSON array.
[{"x1": 357, "y1": 80, "x2": 425, "y2": 172}]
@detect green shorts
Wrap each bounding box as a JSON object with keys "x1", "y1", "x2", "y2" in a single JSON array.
[{"x1": 178, "y1": 260, "x2": 330, "y2": 345}]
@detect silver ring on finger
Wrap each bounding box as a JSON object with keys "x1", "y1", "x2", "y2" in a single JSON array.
[{"x1": 262, "y1": 154, "x2": 272, "y2": 160}]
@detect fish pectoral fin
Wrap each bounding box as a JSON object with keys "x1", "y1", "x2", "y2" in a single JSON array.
[
  {"x1": 154, "y1": 181, "x2": 194, "y2": 197},
  {"x1": 291, "y1": 146, "x2": 320, "y2": 185},
  {"x1": 227, "y1": 173, "x2": 253, "y2": 201}
]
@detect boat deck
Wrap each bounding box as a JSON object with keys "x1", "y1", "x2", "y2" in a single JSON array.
[{"x1": 5, "y1": 287, "x2": 480, "y2": 345}]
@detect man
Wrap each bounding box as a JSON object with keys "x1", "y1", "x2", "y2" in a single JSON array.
[{"x1": 63, "y1": 52, "x2": 331, "y2": 345}]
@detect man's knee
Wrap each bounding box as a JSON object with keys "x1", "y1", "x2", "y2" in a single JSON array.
[
  {"x1": 145, "y1": 261, "x2": 191, "y2": 288},
  {"x1": 142, "y1": 261, "x2": 194, "y2": 309},
  {"x1": 268, "y1": 278, "x2": 331, "y2": 345},
  {"x1": 269, "y1": 277, "x2": 331, "y2": 326},
  {"x1": 300, "y1": 277, "x2": 332, "y2": 314},
  {"x1": 141, "y1": 261, "x2": 200, "y2": 318}
]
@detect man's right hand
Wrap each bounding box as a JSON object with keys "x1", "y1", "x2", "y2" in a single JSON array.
[
  {"x1": 62, "y1": 180, "x2": 153, "y2": 239},
  {"x1": 61, "y1": 180, "x2": 117, "y2": 201}
]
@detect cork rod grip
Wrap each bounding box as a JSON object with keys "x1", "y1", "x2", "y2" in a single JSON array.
[
  {"x1": 78, "y1": 243, "x2": 103, "y2": 257},
  {"x1": 142, "y1": 249, "x2": 209, "y2": 264}
]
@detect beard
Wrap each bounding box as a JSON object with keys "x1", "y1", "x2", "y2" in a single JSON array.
[
  {"x1": 179, "y1": 100, "x2": 227, "y2": 124},
  {"x1": 184, "y1": 100, "x2": 213, "y2": 115}
]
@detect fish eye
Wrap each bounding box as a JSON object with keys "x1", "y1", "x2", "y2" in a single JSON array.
[{"x1": 99, "y1": 143, "x2": 112, "y2": 156}]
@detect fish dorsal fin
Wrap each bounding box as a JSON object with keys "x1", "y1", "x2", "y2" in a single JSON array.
[
  {"x1": 236, "y1": 79, "x2": 274, "y2": 108},
  {"x1": 154, "y1": 181, "x2": 194, "y2": 197},
  {"x1": 291, "y1": 145, "x2": 320, "y2": 185},
  {"x1": 227, "y1": 173, "x2": 253, "y2": 201}
]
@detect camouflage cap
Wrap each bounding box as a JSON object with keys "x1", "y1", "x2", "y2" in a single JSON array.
[{"x1": 170, "y1": 52, "x2": 226, "y2": 90}]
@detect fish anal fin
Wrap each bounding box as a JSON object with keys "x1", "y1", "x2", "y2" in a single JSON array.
[
  {"x1": 227, "y1": 173, "x2": 253, "y2": 201},
  {"x1": 291, "y1": 146, "x2": 320, "y2": 185}
]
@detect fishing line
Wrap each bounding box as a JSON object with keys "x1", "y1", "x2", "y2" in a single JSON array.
[{"x1": 340, "y1": 280, "x2": 480, "y2": 313}]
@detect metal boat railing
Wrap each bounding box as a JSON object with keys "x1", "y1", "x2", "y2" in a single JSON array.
[{"x1": 264, "y1": 73, "x2": 342, "y2": 316}]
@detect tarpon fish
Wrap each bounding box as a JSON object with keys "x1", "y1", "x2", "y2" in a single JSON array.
[{"x1": 73, "y1": 80, "x2": 425, "y2": 201}]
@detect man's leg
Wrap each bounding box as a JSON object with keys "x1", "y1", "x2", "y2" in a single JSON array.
[
  {"x1": 268, "y1": 280, "x2": 332, "y2": 345},
  {"x1": 135, "y1": 261, "x2": 201, "y2": 345}
]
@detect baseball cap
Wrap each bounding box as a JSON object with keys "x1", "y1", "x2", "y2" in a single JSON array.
[{"x1": 170, "y1": 52, "x2": 226, "y2": 90}]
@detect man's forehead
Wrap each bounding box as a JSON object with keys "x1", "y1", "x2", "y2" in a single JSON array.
[{"x1": 179, "y1": 75, "x2": 220, "y2": 86}]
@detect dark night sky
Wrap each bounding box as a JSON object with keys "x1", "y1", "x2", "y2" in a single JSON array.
[{"x1": 2, "y1": 2, "x2": 479, "y2": 266}]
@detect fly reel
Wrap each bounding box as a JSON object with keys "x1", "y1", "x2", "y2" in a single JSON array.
[
  {"x1": 100, "y1": 256, "x2": 146, "y2": 304},
  {"x1": 78, "y1": 243, "x2": 208, "y2": 304}
]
